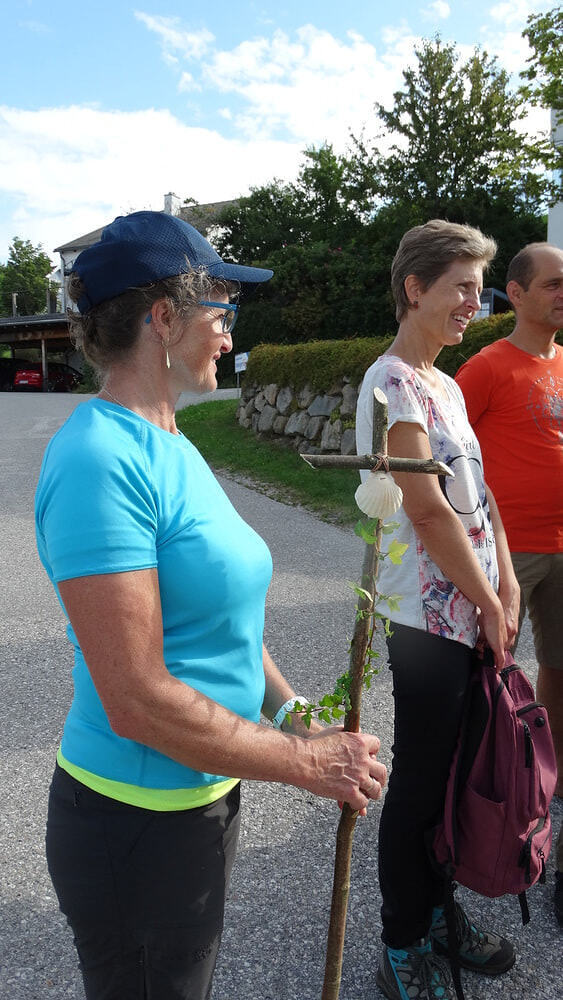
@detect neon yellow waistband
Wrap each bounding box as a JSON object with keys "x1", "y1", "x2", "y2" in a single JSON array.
[{"x1": 57, "y1": 748, "x2": 239, "y2": 811}]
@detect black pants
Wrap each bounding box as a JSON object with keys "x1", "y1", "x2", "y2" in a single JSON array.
[
  {"x1": 378, "y1": 624, "x2": 472, "y2": 948},
  {"x1": 46, "y1": 764, "x2": 240, "y2": 1000}
]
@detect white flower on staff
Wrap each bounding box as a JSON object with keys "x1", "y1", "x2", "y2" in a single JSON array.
[{"x1": 355, "y1": 471, "x2": 403, "y2": 519}]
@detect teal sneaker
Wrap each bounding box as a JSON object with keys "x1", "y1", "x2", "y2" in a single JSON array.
[
  {"x1": 376, "y1": 936, "x2": 455, "y2": 999},
  {"x1": 430, "y1": 902, "x2": 515, "y2": 975}
]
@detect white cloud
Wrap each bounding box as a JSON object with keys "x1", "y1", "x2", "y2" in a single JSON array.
[
  {"x1": 2, "y1": 21, "x2": 414, "y2": 260},
  {"x1": 380, "y1": 23, "x2": 424, "y2": 75},
  {"x1": 131, "y1": 18, "x2": 409, "y2": 144},
  {"x1": 422, "y1": 2, "x2": 451, "y2": 21},
  {"x1": 489, "y1": 0, "x2": 542, "y2": 28},
  {"x1": 200, "y1": 25, "x2": 400, "y2": 143},
  {"x1": 0, "y1": 105, "x2": 302, "y2": 262},
  {"x1": 516, "y1": 103, "x2": 551, "y2": 140},
  {"x1": 484, "y1": 28, "x2": 532, "y2": 75},
  {"x1": 1, "y1": 14, "x2": 552, "y2": 264},
  {"x1": 178, "y1": 72, "x2": 201, "y2": 93},
  {"x1": 134, "y1": 11, "x2": 214, "y2": 60}
]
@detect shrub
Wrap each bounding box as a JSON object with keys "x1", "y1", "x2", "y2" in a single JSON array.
[
  {"x1": 243, "y1": 311, "x2": 562, "y2": 392},
  {"x1": 245, "y1": 336, "x2": 393, "y2": 391}
]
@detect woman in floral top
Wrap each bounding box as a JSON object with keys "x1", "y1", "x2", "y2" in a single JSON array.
[{"x1": 356, "y1": 220, "x2": 520, "y2": 1000}]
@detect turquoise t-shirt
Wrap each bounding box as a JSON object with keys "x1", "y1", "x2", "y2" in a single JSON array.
[{"x1": 35, "y1": 399, "x2": 273, "y2": 803}]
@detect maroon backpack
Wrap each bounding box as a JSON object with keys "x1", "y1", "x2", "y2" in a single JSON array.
[{"x1": 430, "y1": 650, "x2": 557, "y2": 998}]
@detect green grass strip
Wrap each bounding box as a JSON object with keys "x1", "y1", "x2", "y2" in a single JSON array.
[{"x1": 176, "y1": 399, "x2": 360, "y2": 524}]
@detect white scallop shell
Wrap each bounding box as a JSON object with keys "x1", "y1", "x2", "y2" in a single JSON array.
[{"x1": 355, "y1": 471, "x2": 403, "y2": 519}]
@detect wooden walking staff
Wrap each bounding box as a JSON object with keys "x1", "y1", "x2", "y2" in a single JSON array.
[{"x1": 301, "y1": 388, "x2": 453, "y2": 1000}]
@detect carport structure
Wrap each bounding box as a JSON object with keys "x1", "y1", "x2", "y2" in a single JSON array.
[{"x1": 0, "y1": 314, "x2": 72, "y2": 391}]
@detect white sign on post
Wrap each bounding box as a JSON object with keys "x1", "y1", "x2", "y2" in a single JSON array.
[{"x1": 234, "y1": 352, "x2": 249, "y2": 373}]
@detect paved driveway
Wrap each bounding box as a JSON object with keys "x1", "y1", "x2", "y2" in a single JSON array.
[{"x1": 0, "y1": 391, "x2": 560, "y2": 999}]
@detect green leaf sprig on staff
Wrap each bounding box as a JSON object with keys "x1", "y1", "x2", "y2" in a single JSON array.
[{"x1": 284, "y1": 518, "x2": 407, "y2": 730}]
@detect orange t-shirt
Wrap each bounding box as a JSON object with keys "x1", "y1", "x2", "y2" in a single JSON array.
[{"x1": 455, "y1": 339, "x2": 563, "y2": 553}]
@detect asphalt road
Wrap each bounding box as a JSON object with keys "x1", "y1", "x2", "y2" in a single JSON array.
[{"x1": 1, "y1": 391, "x2": 561, "y2": 1000}]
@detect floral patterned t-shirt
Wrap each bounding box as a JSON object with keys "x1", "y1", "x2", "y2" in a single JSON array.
[{"x1": 356, "y1": 355, "x2": 498, "y2": 648}]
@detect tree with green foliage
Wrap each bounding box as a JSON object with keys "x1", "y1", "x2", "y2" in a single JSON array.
[
  {"x1": 0, "y1": 237, "x2": 54, "y2": 316},
  {"x1": 210, "y1": 33, "x2": 550, "y2": 361},
  {"x1": 215, "y1": 179, "x2": 307, "y2": 262},
  {"x1": 521, "y1": 6, "x2": 563, "y2": 118},
  {"x1": 356, "y1": 36, "x2": 552, "y2": 215},
  {"x1": 295, "y1": 144, "x2": 373, "y2": 241},
  {"x1": 352, "y1": 37, "x2": 548, "y2": 292},
  {"x1": 520, "y1": 6, "x2": 563, "y2": 201},
  {"x1": 216, "y1": 144, "x2": 369, "y2": 262},
  {"x1": 215, "y1": 145, "x2": 387, "y2": 356}
]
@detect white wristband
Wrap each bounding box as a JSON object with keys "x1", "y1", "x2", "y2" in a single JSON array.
[{"x1": 272, "y1": 696, "x2": 310, "y2": 730}]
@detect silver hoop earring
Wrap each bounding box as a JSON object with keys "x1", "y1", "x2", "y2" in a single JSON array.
[{"x1": 164, "y1": 344, "x2": 170, "y2": 369}]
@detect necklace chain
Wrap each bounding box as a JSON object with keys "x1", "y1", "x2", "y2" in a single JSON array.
[
  {"x1": 99, "y1": 385, "x2": 178, "y2": 435},
  {"x1": 100, "y1": 385, "x2": 129, "y2": 409}
]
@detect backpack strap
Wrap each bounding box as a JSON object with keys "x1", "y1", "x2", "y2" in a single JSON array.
[
  {"x1": 518, "y1": 891, "x2": 530, "y2": 925},
  {"x1": 441, "y1": 871, "x2": 465, "y2": 1000}
]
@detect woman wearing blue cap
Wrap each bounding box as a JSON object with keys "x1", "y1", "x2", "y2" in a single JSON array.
[{"x1": 35, "y1": 211, "x2": 386, "y2": 1000}]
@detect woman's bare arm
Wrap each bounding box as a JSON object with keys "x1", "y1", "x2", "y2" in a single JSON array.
[
  {"x1": 58, "y1": 570, "x2": 386, "y2": 808},
  {"x1": 485, "y1": 485, "x2": 520, "y2": 646},
  {"x1": 388, "y1": 421, "x2": 507, "y2": 667}
]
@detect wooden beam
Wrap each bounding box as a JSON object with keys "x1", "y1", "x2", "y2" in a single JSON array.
[
  {"x1": 301, "y1": 453, "x2": 454, "y2": 477},
  {"x1": 0, "y1": 327, "x2": 70, "y2": 345}
]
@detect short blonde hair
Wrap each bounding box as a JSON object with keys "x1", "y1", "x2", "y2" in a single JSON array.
[{"x1": 391, "y1": 219, "x2": 497, "y2": 321}]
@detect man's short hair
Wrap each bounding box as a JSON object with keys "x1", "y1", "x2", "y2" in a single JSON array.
[{"x1": 506, "y1": 243, "x2": 558, "y2": 291}]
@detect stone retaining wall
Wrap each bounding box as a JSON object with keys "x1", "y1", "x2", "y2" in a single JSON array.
[{"x1": 236, "y1": 377, "x2": 358, "y2": 455}]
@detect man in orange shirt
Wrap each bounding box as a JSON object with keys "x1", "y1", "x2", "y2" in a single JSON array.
[{"x1": 456, "y1": 242, "x2": 563, "y2": 925}]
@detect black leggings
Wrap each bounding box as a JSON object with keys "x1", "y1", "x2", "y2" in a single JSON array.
[
  {"x1": 46, "y1": 764, "x2": 240, "y2": 1000},
  {"x1": 378, "y1": 624, "x2": 472, "y2": 948}
]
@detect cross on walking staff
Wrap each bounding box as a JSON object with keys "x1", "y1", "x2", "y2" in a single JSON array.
[{"x1": 300, "y1": 387, "x2": 454, "y2": 1000}]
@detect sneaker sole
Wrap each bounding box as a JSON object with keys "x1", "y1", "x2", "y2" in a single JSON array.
[
  {"x1": 375, "y1": 965, "x2": 399, "y2": 1000},
  {"x1": 432, "y1": 939, "x2": 516, "y2": 976}
]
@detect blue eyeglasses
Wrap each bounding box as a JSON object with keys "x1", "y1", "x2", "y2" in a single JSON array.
[{"x1": 197, "y1": 300, "x2": 239, "y2": 334}]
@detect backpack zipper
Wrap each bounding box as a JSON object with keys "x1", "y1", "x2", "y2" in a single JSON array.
[
  {"x1": 518, "y1": 814, "x2": 548, "y2": 883},
  {"x1": 500, "y1": 664, "x2": 519, "y2": 680},
  {"x1": 516, "y1": 702, "x2": 546, "y2": 767},
  {"x1": 538, "y1": 848, "x2": 546, "y2": 884},
  {"x1": 522, "y1": 720, "x2": 533, "y2": 767},
  {"x1": 516, "y1": 701, "x2": 544, "y2": 715}
]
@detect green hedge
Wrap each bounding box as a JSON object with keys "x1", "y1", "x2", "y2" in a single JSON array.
[
  {"x1": 244, "y1": 335, "x2": 393, "y2": 391},
  {"x1": 243, "y1": 311, "x2": 562, "y2": 391},
  {"x1": 244, "y1": 312, "x2": 515, "y2": 390}
]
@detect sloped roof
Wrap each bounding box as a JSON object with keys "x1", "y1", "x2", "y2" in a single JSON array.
[
  {"x1": 53, "y1": 200, "x2": 237, "y2": 254},
  {"x1": 54, "y1": 225, "x2": 105, "y2": 254},
  {"x1": 178, "y1": 200, "x2": 235, "y2": 235}
]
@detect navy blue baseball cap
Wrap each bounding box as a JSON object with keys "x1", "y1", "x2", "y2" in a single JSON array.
[{"x1": 72, "y1": 210, "x2": 273, "y2": 314}]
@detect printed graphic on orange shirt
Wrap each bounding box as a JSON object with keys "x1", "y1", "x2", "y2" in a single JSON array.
[{"x1": 526, "y1": 372, "x2": 563, "y2": 442}]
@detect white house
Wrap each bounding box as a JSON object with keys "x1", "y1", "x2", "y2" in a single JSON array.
[
  {"x1": 547, "y1": 109, "x2": 563, "y2": 250},
  {"x1": 53, "y1": 194, "x2": 235, "y2": 312}
]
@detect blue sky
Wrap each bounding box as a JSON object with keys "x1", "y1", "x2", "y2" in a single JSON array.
[{"x1": 0, "y1": 0, "x2": 549, "y2": 264}]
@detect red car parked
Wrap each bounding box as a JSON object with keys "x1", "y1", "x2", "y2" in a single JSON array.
[{"x1": 12, "y1": 360, "x2": 83, "y2": 393}]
